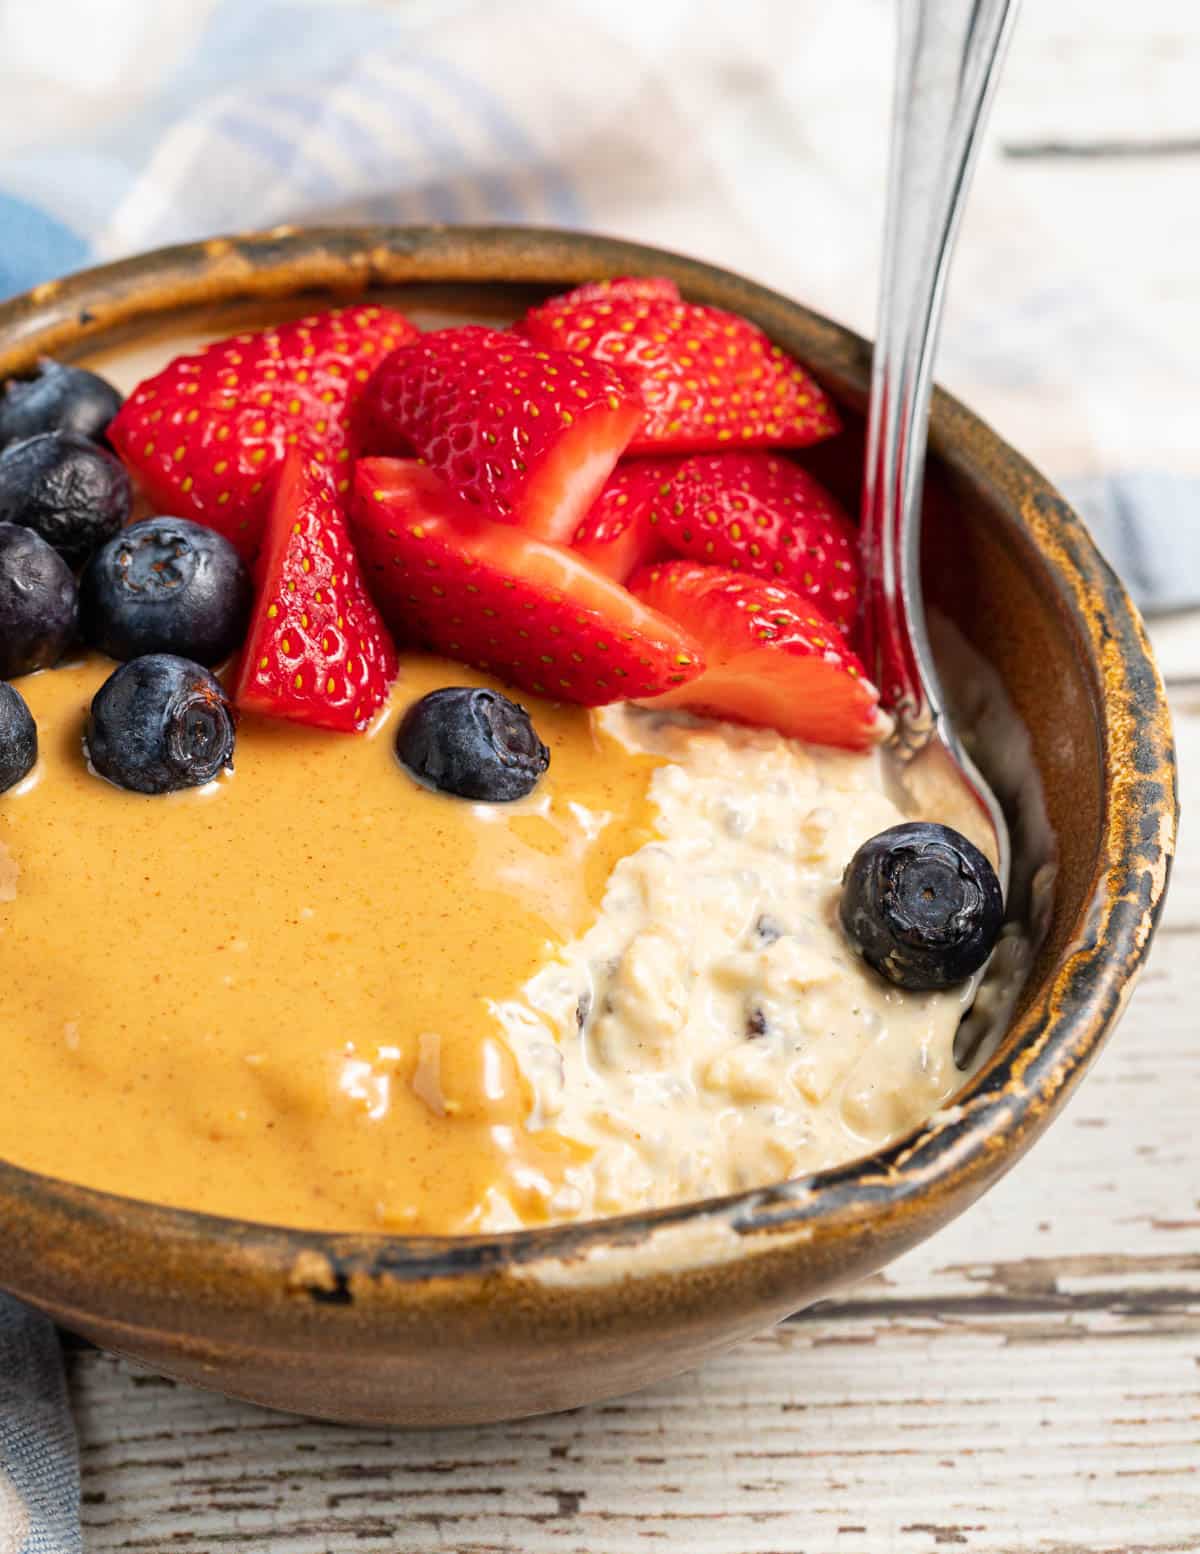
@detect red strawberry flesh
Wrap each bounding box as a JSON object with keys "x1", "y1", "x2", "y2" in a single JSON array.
[
  {"x1": 571, "y1": 473, "x2": 671, "y2": 581},
  {"x1": 352, "y1": 326, "x2": 644, "y2": 545},
  {"x1": 109, "y1": 305, "x2": 418, "y2": 560},
  {"x1": 629, "y1": 560, "x2": 880, "y2": 749},
  {"x1": 555, "y1": 276, "x2": 681, "y2": 306},
  {"x1": 234, "y1": 446, "x2": 398, "y2": 732},
  {"x1": 579, "y1": 452, "x2": 860, "y2": 633},
  {"x1": 520, "y1": 291, "x2": 839, "y2": 455},
  {"x1": 351, "y1": 458, "x2": 703, "y2": 706}
]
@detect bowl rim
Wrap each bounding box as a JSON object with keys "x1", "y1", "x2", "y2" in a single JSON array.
[{"x1": 0, "y1": 224, "x2": 1179, "y2": 1302}]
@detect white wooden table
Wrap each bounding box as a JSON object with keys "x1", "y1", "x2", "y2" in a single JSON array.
[{"x1": 67, "y1": 613, "x2": 1198, "y2": 1551}]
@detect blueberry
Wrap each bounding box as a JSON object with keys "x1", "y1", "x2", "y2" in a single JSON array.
[
  {"x1": 0, "y1": 430, "x2": 132, "y2": 566},
  {"x1": 0, "y1": 523, "x2": 78, "y2": 678},
  {"x1": 0, "y1": 681, "x2": 37, "y2": 792},
  {"x1": 396, "y1": 687, "x2": 550, "y2": 801},
  {"x1": 839, "y1": 821, "x2": 1004, "y2": 991},
  {"x1": 0, "y1": 359, "x2": 123, "y2": 451},
  {"x1": 80, "y1": 517, "x2": 252, "y2": 667},
  {"x1": 86, "y1": 654, "x2": 236, "y2": 795}
]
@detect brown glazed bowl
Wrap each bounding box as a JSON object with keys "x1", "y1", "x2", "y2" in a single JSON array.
[{"x1": 0, "y1": 227, "x2": 1177, "y2": 1427}]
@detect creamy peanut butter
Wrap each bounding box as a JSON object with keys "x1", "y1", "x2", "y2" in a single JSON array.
[{"x1": 1, "y1": 655, "x2": 660, "y2": 1232}]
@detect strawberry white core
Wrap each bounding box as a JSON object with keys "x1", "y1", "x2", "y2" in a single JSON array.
[{"x1": 522, "y1": 402, "x2": 643, "y2": 544}]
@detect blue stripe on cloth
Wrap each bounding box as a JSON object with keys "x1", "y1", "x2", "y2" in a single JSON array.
[
  {"x1": 248, "y1": 87, "x2": 443, "y2": 226},
  {"x1": 213, "y1": 83, "x2": 471, "y2": 225},
  {"x1": 160, "y1": 0, "x2": 403, "y2": 99},
  {"x1": 1061, "y1": 473, "x2": 1200, "y2": 615},
  {"x1": 0, "y1": 0, "x2": 588, "y2": 288},
  {"x1": 347, "y1": 76, "x2": 469, "y2": 223},
  {"x1": 210, "y1": 108, "x2": 344, "y2": 203},
  {"x1": 166, "y1": 1, "x2": 582, "y2": 226},
  {"x1": 395, "y1": 49, "x2": 585, "y2": 226},
  {"x1": 0, "y1": 194, "x2": 89, "y2": 302},
  {"x1": 366, "y1": 67, "x2": 518, "y2": 223},
  {"x1": 258, "y1": 88, "x2": 421, "y2": 197},
  {"x1": 0, "y1": 1296, "x2": 79, "y2": 1554}
]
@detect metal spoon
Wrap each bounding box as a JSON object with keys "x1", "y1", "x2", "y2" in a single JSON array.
[{"x1": 861, "y1": 0, "x2": 1019, "y2": 890}]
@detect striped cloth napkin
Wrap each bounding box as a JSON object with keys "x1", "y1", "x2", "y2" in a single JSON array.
[
  {"x1": 0, "y1": 1300, "x2": 78, "y2": 1554},
  {"x1": 0, "y1": 1, "x2": 1195, "y2": 1548}
]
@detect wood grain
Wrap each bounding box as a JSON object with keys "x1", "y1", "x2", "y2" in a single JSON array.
[
  {"x1": 72, "y1": 1307, "x2": 1200, "y2": 1554},
  {"x1": 68, "y1": 634, "x2": 1200, "y2": 1552}
]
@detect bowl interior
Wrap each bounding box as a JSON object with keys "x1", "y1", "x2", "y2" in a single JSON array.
[{"x1": 0, "y1": 230, "x2": 1171, "y2": 1270}]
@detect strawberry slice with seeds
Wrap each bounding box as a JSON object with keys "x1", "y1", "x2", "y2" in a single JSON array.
[
  {"x1": 556, "y1": 276, "x2": 681, "y2": 306},
  {"x1": 570, "y1": 470, "x2": 671, "y2": 582},
  {"x1": 628, "y1": 561, "x2": 880, "y2": 749},
  {"x1": 351, "y1": 326, "x2": 644, "y2": 544},
  {"x1": 351, "y1": 458, "x2": 703, "y2": 706},
  {"x1": 109, "y1": 305, "x2": 419, "y2": 560},
  {"x1": 234, "y1": 446, "x2": 398, "y2": 732},
  {"x1": 577, "y1": 452, "x2": 861, "y2": 633},
  {"x1": 520, "y1": 291, "x2": 839, "y2": 455}
]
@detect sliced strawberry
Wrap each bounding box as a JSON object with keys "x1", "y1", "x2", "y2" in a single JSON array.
[
  {"x1": 520, "y1": 291, "x2": 839, "y2": 455},
  {"x1": 555, "y1": 276, "x2": 681, "y2": 306},
  {"x1": 577, "y1": 453, "x2": 860, "y2": 633},
  {"x1": 570, "y1": 471, "x2": 671, "y2": 581},
  {"x1": 109, "y1": 305, "x2": 419, "y2": 560},
  {"x1": 628, "y1": 561, "x2": 880, "y2": 749},
  {"x1": 351, "y1": 458, "x2": 703, "y2": 706},
  {"x1": 234, "y1": 446, "x2": 398, "y2": 732},
  {"x1": 351, "y1": 326, "x2": 643, "y2": 545}
]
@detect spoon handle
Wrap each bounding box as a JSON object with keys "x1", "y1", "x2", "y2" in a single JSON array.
[{"x1": 861, "y1": 0, "x2": 1019, "y2": 747}]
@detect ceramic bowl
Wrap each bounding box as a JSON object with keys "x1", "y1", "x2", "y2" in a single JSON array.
[{"x1": 0, "y1": 227, "x2": 1177, "y2": 1427}]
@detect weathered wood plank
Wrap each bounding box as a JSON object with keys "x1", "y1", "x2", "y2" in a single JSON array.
[{"x1": 71, "y1": 1309, "x2": 1199, "y2": 1554}]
